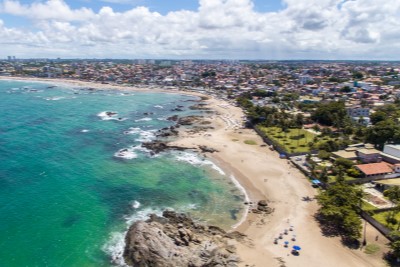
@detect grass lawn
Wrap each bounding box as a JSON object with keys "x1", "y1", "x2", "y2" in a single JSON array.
[
  {"x1": 362, "y1": 200, "x2": 378, "y2": 212},
  {"x1": 327, "y1": 175, "x2": 357, "y2": 183},
  {"x1": 258, "y1": 126, "x2": 315, "y2": 153},
  {"x1": 364, "y1": 244, "x2": 380, "y2": 255},
  {"x1": 244, "y1": 140, "x2": 257, "y2": 145},
  {"x1": 372, "y1": 210, "x2": 400, "y2": 230}
]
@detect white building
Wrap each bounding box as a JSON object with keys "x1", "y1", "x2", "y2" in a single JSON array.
[
  {"x1": 384, "y1": 144, "x2": 400, "y2": 158},
  {"x1": 346, "y1": 106, "x2": 370, "y2": 117},
  {"x1": 299, "y1": 75, "x2": 312, "y2": 85},
  {"x1": 381, "y1": 144, "x2": 400, "y2": 164}
]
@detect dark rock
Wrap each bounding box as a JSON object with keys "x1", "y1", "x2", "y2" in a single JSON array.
[
  {"x1": 189, "y1": 104, "x2": 211, "y2": 110},
  {"x1": 167, "y1": 115, "x2": 179, "y2": 121},
  {"x1": 142, "y1": 141, "x2": 193, "y2": 154},
  {"x1": 258, "y1": 200, "x2": 268, "y2": 207},
  {"x1": 123, "y1": 211, "x2": 243, "y2": 267},
  {"x1": 199, "y1": 145, "x2": 219, "y2": 153},
  {"x1": 177, "y1": 116, "x2": 203, "y2": 126},
  {"x1": 106, "y1": 111, "x2": 118, "y2": 116}
]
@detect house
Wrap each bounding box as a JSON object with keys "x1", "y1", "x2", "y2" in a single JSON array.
[
  {"x1": 355, "y1": 162, "x2": 393, "y2": 178},
  {"x1": 346, "y1": 106, "x2": 370, "y2": 117},
  {"x1": 346, "y1": 105, "x2": 370, "y2": 125},
  {"x1": 331, "y1": 149, "x2": 358, "y2": 161},
  {"x1": 356, "y1": 148, "x2": 382, "y2": 163}
]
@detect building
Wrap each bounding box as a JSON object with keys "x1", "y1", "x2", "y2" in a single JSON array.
[
  {"x1": 384, "y1": 144, "x2": 400, "y2": 158},
  {"x1": 346, "y1": 106, "x2": 370, "y2": 117},
  {"x1": 356, "y1": 148, "x2": 382, "y2": 163},
  {"x1": 355, "y1": 162, "x2": 394, "y2": 178},
  {"x1": 381, "y1": 144, "x2": 400, "y2": 164}
]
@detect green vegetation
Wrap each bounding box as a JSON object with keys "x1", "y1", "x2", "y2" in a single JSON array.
[
  {"x1": 372, "y1": 211, "x2": 400, "y2": 231},
  {"x1": 243, "y1": 140, "x2": 257, "y2": 145},
  {"x1": 361, "y1": 201, "x2": 377, "y2": 212},
  {"x1": 364, "y1": 244, "x2": 380, "y2": 255},
  {"x1": 311, "y1": 101, "x2": 351, "y2": 128},
  {"x1": 316, "y1": 181, "x2": 363, "y2": 241},
  {"x1": 389, "y1": 232, "x2": 400, "y2": 259},
  {"x1": 327, "y1": 175, "x2": 357, "y2": 183},
  {"x1": 257, "y1": 126, "x2": 315, "y2": 153}
]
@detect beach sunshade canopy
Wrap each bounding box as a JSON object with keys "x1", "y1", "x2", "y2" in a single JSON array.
[{"x1": 293, "y1": 245, "x2": 301, "y2": 251}]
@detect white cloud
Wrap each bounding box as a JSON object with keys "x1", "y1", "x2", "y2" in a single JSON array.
[{"x1": 0, "y1": 0, "x2": 399, "y2": 59}]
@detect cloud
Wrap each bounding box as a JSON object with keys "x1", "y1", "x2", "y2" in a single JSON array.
[
  {"x1": 0, "y1": 0, "x2": 399, "y2": 59},
  {"x1": 0, "y1": 0, "x2": 95, "y2": 21}
]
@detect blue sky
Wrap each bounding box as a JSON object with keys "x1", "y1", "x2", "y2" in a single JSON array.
[
  {"x1": 2, "y1": 0, "x2": 286, "y2": 29},
  {"x1": 0, "y1": 0, "x2": 399, "y2": 59},
  {"x1": 64, "y1": 0, "x2": 286, "y2": 15}
]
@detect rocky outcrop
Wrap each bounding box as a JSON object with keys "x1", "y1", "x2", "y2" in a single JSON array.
[
  {"x1": 199, "y1": 145, "x2": 219, "y2": 153},
  {"x1": 123, "y1": 211, "x2": 242, "y2": 267},
  {"x1": 167, "y1": 115, "x2": 179, "y2": 121},
  {"x1": 156, "y1": 126, "x2": 179, "y2": 138},
  {"x1": 142, "y1": 141, "x2": 194, "y2": 154},
  {"x1": 189, "y1": 104, "x2": 211, "y2": 111},
  {"x1": 251, "y1": 200, "x2": 274, "y2": 214},
  {"x1": 177, "y1": 116, "x2": 203, "y2": 126}
]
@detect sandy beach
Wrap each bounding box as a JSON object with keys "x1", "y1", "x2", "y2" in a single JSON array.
[
  {"x1": 168, "y1": 96, "x2": 389, "y2": 266},
  {"x1": 2, "y1": 76, "x2": 389, "y2": 266}
]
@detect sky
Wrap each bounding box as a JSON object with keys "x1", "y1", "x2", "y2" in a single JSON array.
[{"x1": 0, "y1": 0, "x2": 399, "y2": 60}]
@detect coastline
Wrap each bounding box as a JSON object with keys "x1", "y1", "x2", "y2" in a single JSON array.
[
  {"x1": 0, "y1": 76, "x2": 207, "y2": 99},
  {"x1": 1, "y1": 76, "x2": 388, "y2": 266}
]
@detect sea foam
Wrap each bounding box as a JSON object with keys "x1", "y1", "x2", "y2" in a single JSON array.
[
  {"x1": 98, "y1": 111, "x2": 127, "y2": 121},
  {"x1": 134, "y1": 117, "x2": 152, "y2": 122},
  {"x1": 45, "y1": 96, "x2": 65, "y2": 101},
  {"x1": 229, "y1": 174, "x2": 250, "y2": 229},
  {"x1": 123, "y1": 127, "x2": 156, "y2": 143},
  {"x1": 114, "y1": 145, "x2": 151, "y2": 160},
  {"x1": 174, "y1": 152, "x2": 225, "y2": 175}
]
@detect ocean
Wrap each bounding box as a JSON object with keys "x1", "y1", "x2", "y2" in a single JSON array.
[{"x1": 0, "y1": 80, "x2": 246, "y2": 267}]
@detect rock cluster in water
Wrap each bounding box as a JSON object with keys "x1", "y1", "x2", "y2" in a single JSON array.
[{"x1": 123, "y1": 211, "x2": 244, "y2": 267}]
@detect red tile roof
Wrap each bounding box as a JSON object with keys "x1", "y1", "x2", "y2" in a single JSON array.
[{"x1": 355, "y1": 162, "x2": 393, "y2": 176}]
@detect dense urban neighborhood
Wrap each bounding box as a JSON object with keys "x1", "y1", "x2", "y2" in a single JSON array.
[{"x1": 3, "y1": 58, "x2": 400, "y2": 262}]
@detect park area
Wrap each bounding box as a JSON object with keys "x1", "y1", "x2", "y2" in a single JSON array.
[{"x1": 257, "y1": 126, "x2": 317, "y2": 153}]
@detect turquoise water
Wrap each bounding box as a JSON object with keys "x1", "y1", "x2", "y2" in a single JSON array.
[{"x1": 0, "y1": 80, "x2": 246, "y2": 267}]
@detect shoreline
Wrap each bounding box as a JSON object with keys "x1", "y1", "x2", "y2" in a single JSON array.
[
  {"x1": 0, "y1": 76, "x2": 208, "y2": 99},
  {"x1": 1, "y1": 76, "x2": 389, "y2": 266}
]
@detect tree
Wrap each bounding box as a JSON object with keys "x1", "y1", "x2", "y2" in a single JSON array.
[
  {"x1": 340, "y1": 86, "x2": 352, "y2": 93},
  {"x1": 317, "y1": 181, "x2": 363, "y2": 240},
  {"x1": 370, "y1": 111, "x2": 387, "y2": 125},
  {"x1": 389, "y1": 232, "x2": 400, "y2": 260},
  {"x1": 335, "y1": 158, "x2": 354, "y2": 169},
  {"x1": 318, "y1": 150, "x2": 331, "y2": 160},
  {"x1": 353, "y1": 72, "x2": 364, "y2": 79},
  {"x1": 365, "y1": 119, "x2": 399, "y2": 149},
  {"x1": 311, "y1": 101, "x2": 350, "y2": 128}
]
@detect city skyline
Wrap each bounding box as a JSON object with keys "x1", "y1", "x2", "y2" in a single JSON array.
[{"x1": 0, "y1": 0, "x2": 399, "y2": 60}]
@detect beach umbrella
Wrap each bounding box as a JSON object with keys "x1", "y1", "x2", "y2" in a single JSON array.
[{"x1": 292, "y1": 245, "x2": 301, "y2": 251}]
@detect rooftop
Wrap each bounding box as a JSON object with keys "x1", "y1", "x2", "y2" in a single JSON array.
[
  {"x1": 332, "y1": 150, "x2": 357, "y2": 159},
  {"x1": 355, "y1": 162, "x2": 393, "y2": 176},
  {"x1": 357, "y1": 148, "x2": 381, "y2": 155}
]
